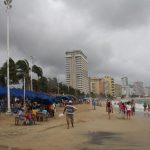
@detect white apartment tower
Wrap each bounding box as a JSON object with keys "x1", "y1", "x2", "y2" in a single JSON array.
[
  {"x1": 65, "y1": 50, "x2": 89, "y2": 94},
  {"x1": 121, "y1": 77, "x2": 128, "y2": 86}
]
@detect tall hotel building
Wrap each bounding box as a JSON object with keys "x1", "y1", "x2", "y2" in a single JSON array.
[{"x1": 65, "y1": 50, "x2": 89, "y2": 94}]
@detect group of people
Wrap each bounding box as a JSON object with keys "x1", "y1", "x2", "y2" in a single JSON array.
[
  {"x1": 5, "y1": 96, "x2": 150, "y2": 129},
  {"x1": 105, "y1": 99, "x2": 136, "y2": 120},
  {"x1": 118, "y1": 100, "x2": 135, "y2": 120},
  {"x1": 15, "y1": 107, "x2": 34, "y2": 125},
  {"x1": 14, "y1": 101, "x2": 57, "y2": 125}
]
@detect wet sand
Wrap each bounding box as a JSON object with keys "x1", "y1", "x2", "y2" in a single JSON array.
[{"x1": 0, "y1": 104, "x2": 150, "y2": 150}]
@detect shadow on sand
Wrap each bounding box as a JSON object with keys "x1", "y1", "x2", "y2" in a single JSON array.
[{"x1": 79, "y1": 131, "x2": 141, "y2": 150}]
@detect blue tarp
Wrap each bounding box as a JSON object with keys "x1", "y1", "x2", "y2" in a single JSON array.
[
  {"x1": 61, "y1": 95, "x2": 70, "y2": 100},
  {"x1": 0, "y1": 86, "x2": 7, "y2": 97},
  {"x1": 0, "y1": 86, "x2": 76, "y2": 104},
  {"x1": 0, "y1": 86, "x2": 54, "y2": 104},
  {"x1": 11, "y1": 88, "x2": 24, "y2": 98},
  {"x1": 55, "y1": 95, "x2": 74, "y2": 103}
]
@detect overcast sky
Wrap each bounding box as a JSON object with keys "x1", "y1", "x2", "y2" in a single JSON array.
[{"x1": 1, "y1": 0, "x2": 150, "y2": 86}]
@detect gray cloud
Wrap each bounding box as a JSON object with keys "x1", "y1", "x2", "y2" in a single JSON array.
[
  {"x1": 64, "y1": 0, "x2": 150, "y2": 29},
  {"x1": 0, "y1": 0, "x2": 150, "y2": 86}
]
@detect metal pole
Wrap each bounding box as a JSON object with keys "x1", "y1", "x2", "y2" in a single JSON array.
[
  {"x1": 57, "y1": 77, "x2": 59, "y2": 95},
  {"x1": 30, "y1": 56, "x2": 33, "y2": 91},
  {"x1": 58, "y1": 82, "x2": 59, "y2": 95},
  {"x1": 23, "y1": 77, "x2": 25, "y2": 106},
  {"x1": 4, "y1": 0, "x2": 13, "y2": 113},
  {"x1": 6, "y1": 8, "x2": 11, "y2": 113}
]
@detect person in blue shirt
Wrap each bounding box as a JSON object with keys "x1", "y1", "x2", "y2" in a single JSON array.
[
  {"x1": 92, "y1": 99, "x2": 96, "y2": 110},
  {"x1": 63, "y1": 100, "x2": 77, "y2": 129}
]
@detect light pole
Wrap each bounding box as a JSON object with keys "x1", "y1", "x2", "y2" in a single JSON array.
[
  {"x1": 4, "y1": 0, "x2": 12, "y2": 113},
  {"x1": 30, "y1": 56, "x2": 33, "y2": 91},
  {"x1": 23, "y1": 76, "x2": 26, "y2": 106},
  {"x1": 57, "y1": 77, "x2": 59, "y2": 95}
]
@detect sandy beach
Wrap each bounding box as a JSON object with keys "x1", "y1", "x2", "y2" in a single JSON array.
[{"x1": 0, "y1": 103, "x2": 150, "y2": 150}]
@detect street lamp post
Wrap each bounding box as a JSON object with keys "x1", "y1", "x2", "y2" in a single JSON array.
[
  {"x1": 23, "y1": 76, "x2": 26, "y2": 106},
  {"x1": 30, "y1": 56, "x2": 33, "y2": 91},
  {"x1": 4, "y1": 0, "x2": 12, "y2": 113},
  {"x1": 58, "y1": 82, "x2": 59, "y2": 95},
  {"x1": 57, "y1": 77, "x2": 59, "y2": 95}
]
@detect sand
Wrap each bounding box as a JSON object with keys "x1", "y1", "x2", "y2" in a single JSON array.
[{"x1": 0, "y1": 104, "x2": 150, "y2": 150}]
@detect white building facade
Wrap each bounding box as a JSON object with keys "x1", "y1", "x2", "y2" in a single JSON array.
[
  {"x1": 121, "y1": 77, "x2": 130, "y2": 97},
  {"x1": 144, "y1": 87, "x2": 150, "y2": 97},
  {"x1": 133, "y1": 81, "x2": 144, "y2": 97},
  {"x1": 65, "y1": 50, "x2": 89, "y2": 94},
  {"x1": 121, "y1": 77, "x2": 128, "y2": 86}
]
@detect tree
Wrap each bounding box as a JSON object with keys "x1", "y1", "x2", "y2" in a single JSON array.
[
  {"x1": 39, "y1": 76, "x2": 48, "y2": 92},
  {"x1": 32, "y1": 79, "x2": 38, "y2": 92},
  {"x1": 16, "y1": 59, "x2": 30, "y2": 89},
  {"x1": 32, "y1": 65, "x2": 43, "y2": 79},
  {"x1": 0, "y1": 58, "x2": 17, "y2": 86},
  {"x1": 32, "y1": 65, "x2": 43, "y2": 91}
]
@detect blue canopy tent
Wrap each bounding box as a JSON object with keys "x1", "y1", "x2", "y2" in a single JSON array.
[
  {"x1": 0, "y1": 86, "x2": 7, "y2": 97},
  {"x1": 61, "y1": 95, "x2": 70, "y2": 100},
  {"x1": 0, "y1": 86, "x2": 55, "y2": 104},
  {"x1": 55, "y1": 96, "x2": 63, "y2": 103},
  {"x1": 10, "y1": 88, "x2": 24, "y2": 98},
  {"x1": 29, "y1": 92, "x2": 54, "y2": 104},
  {"x1": 25, "y1": 90, "x2": 37, "y2": 100}
]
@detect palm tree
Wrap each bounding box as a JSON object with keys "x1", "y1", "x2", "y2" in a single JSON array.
[
  {"x1": 16, "y1": 59, "x2": 30, "y2": 89},
  {"x1": 32, "y1": 65, "x2": 43, "y2": 91},
  {"x1": 32, "y1": 65, "x2": 43, "y2": 79},
  {"x1": 0, "y1": 58, "x2": 17, "y2": 86},
  {"x1": 0, "y1": 68, "x2": 6, "y2": 86},
  {"x1": 9, "y1": 58, "x2": 18, "y2": 84},
  {"x1": 39, "y1": 76, "x2": 48, "y2": 92}
]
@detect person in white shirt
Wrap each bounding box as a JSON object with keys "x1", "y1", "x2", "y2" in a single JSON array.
[
  {"x1": 63, "y1": 100, "x2": 77, "y2": 129},
  {"x1": 126, "y1": 102, "x2": 132, "y2": 120}
]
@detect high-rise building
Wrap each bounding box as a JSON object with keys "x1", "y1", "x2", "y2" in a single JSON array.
[
  {"x1": 121, "y1": 77, "x2": 130, "y2": 97},
  {"x1": 65, "y1": 50, "x2": 89, "y2": 94},
  {"x1": 89, "y1": 77, "x2": 105, "y2": 96},
  {"x1": 104, "y1": 76, "x2": 115, "y2": 96},
  {"x1": 133, "y1": 81, "x2": 144, "y2": 97},
  {"x1": 121, "y1": 77, "x2": 128, "y2": 86},
  {"x1": 114, "y1": 84, "x2": 122, "y2": 97}
]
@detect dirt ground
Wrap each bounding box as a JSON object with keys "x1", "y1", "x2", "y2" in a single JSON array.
[{"x1": 0, "y1": 103, "x2": 150, "y2": 150}]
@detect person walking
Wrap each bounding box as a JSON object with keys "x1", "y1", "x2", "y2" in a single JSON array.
[
  {"x1": 147, "y1": 104, "x2": 150, "y2": 117},
  {"x1": 126, "y1": 102, "x2": 132, "y2": 120},
  {"x1": 92, "y1": 99, "x2": 96, "y2": 110},
  {"x1": 131, "y1": 99, "x2": 135, "y2": 116},
  {"x1": 106, "y1": 100, "x2": 113, "y2": 119},
  {"x1": 63, "y1": 100, "x2": 77, "y2": 129},
  {"x1": 143, "y1": 102, "x2": 147, "y2": 117}
]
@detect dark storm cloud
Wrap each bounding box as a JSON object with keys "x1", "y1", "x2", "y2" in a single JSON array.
[
  {"x1": 0, "y1": 0, "x2": 150, "y2": 85},
  {"x1": 64, "y1": 0, "x2": 150, "y2": 29}
]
